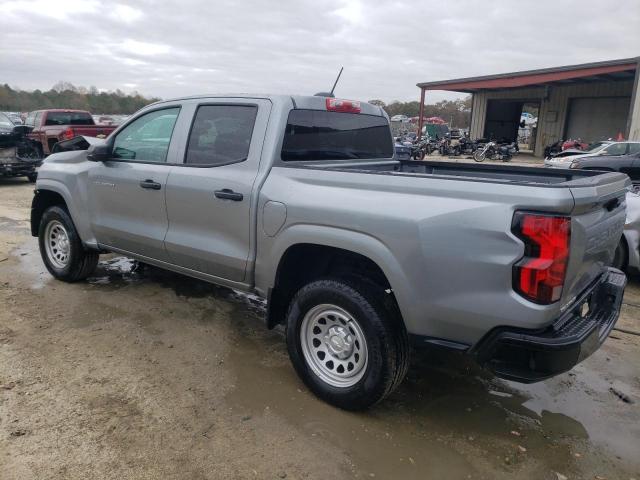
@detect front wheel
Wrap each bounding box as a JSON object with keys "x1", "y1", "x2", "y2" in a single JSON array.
[
  {"x1": 286, "y1": 278, "x2": 409, "y2": 410},
  {"x1": 38, "y1": 206, "x2": 99, "y2": 282},
  {"x1": 473, "y1": 151, "x2": 486, "y2": 162},
  {"x1": 27, "y1": 172, "x2": 37, "y2": 183}
]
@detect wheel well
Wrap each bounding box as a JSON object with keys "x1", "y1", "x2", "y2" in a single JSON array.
[
  {"x1": 618, "y1": 234, "x2": 629, "y2": 270},
  {"x1": 47, "y1": 138, "x2": 58, "y2": 154},
  {"x1": 266, "y1": 244, "x2": 392, "y2": 329},
  {"x1": 31, "y1": 190, "x2": 67, "y2": 236}
]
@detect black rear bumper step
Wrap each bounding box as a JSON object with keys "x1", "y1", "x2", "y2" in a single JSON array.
[{"x1": 472, "y1": 268, "x2": 626, "y2": 383}]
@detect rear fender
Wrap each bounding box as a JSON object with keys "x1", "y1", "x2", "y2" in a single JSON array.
[{"x1": 257, "y1": 223, "x2": 413, "y2": 328}]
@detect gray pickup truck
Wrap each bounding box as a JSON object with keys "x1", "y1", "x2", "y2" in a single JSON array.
[{"x1": 31, "y1": 94, "x2": 629, "y2": 410}]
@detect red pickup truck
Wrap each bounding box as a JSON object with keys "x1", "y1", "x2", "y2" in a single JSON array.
[{"x1": 24, "y1": 109, "x2": 117, "y2": 157}]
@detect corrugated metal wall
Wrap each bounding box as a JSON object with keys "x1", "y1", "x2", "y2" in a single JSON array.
[{"x1": 470, "y1": 80, "x2": 635, "y2": 156}]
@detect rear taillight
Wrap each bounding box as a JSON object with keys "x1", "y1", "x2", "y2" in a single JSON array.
[
  {"x1": 512, "y1": 212, "x2": 571, "y2": 304},
  {"x1": 326, "y1": 98, "x2": 361, "y2": 113},
  {"x1": 61, "y1": 127, "x2": 75, "y2": 140}
]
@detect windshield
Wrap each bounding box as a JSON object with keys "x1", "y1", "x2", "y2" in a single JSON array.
[
  {"x1": 44, "y1": 111, "x2": 94, "y2": 126},
  {"x1": 0, "y1": 112, "x2": 14, "y2": 128},
  {"x1": 585, "y1": 141, "x2": 608, "y2": 152},
  {"x1": 281, "y1": 110, "x2": 393, "y2": 161}
]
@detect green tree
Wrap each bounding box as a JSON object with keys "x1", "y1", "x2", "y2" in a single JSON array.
[{"x1": 0, "y1": 82, "x2": 159, "y2": 114}]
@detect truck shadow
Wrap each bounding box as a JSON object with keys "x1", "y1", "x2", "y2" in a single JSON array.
[{"x1": 86, "y1": 256, "x2": 594, "y2": 468}]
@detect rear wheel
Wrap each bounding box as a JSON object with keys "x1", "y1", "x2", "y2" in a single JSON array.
[
  {"x1": 38, "y1": 206, "x2": 99, "y2": 282},
  {"x1": 286, "y1": 278, "x2": 409, "y2": 410}
]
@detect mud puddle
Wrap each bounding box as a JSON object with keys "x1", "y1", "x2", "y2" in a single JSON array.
[{"x1": 4, "y1": 237, "x2": 640, "y2": 479}]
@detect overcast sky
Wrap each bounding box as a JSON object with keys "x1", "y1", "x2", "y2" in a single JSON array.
[{"x1": 1, "y1": 0, "x2": 639, "y2": 104}]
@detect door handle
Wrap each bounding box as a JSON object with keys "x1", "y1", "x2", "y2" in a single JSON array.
[
  {"x1": 214, "y1": 189, "x2": 243, "y2": 201},
  {"x1": 139, "y1": 179, "x2": 161, "y2": 190}
]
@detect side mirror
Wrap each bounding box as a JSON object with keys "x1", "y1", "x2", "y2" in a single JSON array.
[{"x1": 87, "y1": 143, "x2": 112, "y2": 162}]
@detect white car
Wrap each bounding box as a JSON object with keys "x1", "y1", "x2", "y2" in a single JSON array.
[
  {"x1": 613, "y1": 187, "x2": 640, "y2": 273},
  {"x1": 545, "y1": 141, "x2": 640, "y2": 167},
  {"x1": 520, "y1": 112, "x2": 537, "y2": 126},
  {"x1": 390, "y1": 114, "x2": 409, "y2": 123}
]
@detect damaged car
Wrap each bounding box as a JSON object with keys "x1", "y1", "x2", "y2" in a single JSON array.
[
  {"x1": 613, "y1": 187, "x2": 640, "y2": 273},
  {"x1": 0, "y1": 112, "x2": 42, "y2": 182}
]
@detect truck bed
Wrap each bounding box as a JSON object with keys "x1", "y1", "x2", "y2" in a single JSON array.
[{"x1": 304, "y1": 159, "x2": 622, "y2": 188}]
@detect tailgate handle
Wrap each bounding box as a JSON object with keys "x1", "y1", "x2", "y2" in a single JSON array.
[{"x1": 604, "y1": 198, "x2": 620, "y2": 212}]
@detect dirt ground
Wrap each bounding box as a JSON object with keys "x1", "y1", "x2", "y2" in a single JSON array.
[{"x1": 1, "y1": 178, "x2": 638, "y2": 480}]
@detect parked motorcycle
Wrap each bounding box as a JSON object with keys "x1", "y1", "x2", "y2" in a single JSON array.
[
  {"x1": 437, "y1": 135, "x2": 453, "y2": 156},
  {"x1": 411, "y1": 136, "x2": 435, "y2": 160},
  {"x1": 450, "y1": 135, "x2": 477, "y2": 156},
  {"x1": 473, "y1": 141, "x2": 513, "y2": 162}
]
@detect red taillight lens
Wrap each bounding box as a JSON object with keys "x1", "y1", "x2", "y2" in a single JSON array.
[
  {"x1": 61, "y1": 127, "x2": 75, "y2": 140},
  {"x1": 326, "y1": 98, "x2": 361, "y2": 113},
  {"x1": 512, "y1": 212, "x2": 571, "y2": 304}
]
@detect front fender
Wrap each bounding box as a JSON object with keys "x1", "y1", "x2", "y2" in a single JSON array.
[{"x1": 34, "y1": 178, "x2": 96, "y2": 246}]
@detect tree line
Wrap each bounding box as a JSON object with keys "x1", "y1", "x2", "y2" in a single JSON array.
[
  {"x1": 369, "y1": 97, "x2": 472, "y2": 128},
  {"x1": 0, "y1": 81, "x2": 472, "y2": 126},
  {"x1": 0, "y1": 82, "x2": 160, "y2": 114}
]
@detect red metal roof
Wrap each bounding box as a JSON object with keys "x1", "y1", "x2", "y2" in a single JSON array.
[{"x1": 417, "y1": 57, "x2": 638, "y2": 92}]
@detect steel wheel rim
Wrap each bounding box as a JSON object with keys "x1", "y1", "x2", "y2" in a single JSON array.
[
  {"x1": 300, "y1": 304, "x2": 368, "y2": 388},
  {"x1": 44, "y1": 220, "x2": 70, "y2": 269}
]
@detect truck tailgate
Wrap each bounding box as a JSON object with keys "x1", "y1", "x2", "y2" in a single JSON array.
[
  {"x1": 561, "y1": 172, "x2": 630, "y2": 309},
  {"x1": 65, "y1": 126, "x2": 116, "y2": 139}
]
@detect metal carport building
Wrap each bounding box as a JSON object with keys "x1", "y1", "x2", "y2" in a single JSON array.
[{"x1": 416, "y1": 57, "x2": 640, "y2": 157}]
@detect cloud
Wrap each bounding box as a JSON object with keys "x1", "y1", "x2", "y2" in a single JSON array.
[
  {"x1": 118, "y1": 40, "x2": 171, "y2": 57},
  {"x1": 3, "y1": 0, "x2": 99, "y2": 20},
  {"x1": 0, "y1": 0, "x2": 638, "y2": 104},
  {"x1": 109, "y1": 4, "x2": 143, "y2": 23}
]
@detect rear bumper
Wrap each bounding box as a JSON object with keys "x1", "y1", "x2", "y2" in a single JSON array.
[{"x1": 472, "y1": 268, "x2": 626, "y2": 383}]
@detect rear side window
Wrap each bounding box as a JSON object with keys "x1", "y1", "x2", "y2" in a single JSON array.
[
  {"x1": 185, "y1": 105, "x2": 257, "y2": 166},
  {"x1": 281, "y1": 110, "x2": 393, "y2": 161},
  {"x1": 44, "y1": 111, "x2": 94, "y2": 126}
]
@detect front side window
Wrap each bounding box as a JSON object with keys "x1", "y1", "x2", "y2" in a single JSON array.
[
  {"x1": 34, "y1": 112, "x2": 43, "y2": 127},
  {"x1": 113, "y1": 108, "x2": 180, "y2": 163},
  {"x1": 25, "y1": 112, "x2": 36, "y2": 126},
  {"x1": 602, "y1": 143, "x2": 627, "y2": 156},
  {"x1": 185, "y1": 105, "x2": 257, "y2": 166},
  {"x1": 281, "y1": 110, "x2": 393, "y2": 161}
]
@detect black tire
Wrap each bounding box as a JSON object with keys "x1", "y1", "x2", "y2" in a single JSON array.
[
  {"x1": 27, "y1": 172, "x2": 37, "y2": 183},
  {"x1": 611, "y1": 238, "x2": 628, "y2": 271},
  {"x1": 285, "y1": 278, "x2": 409, "y2": 410},
  {"x1": 38, "y1": 206, "x2": 99, "y2": 282}
]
